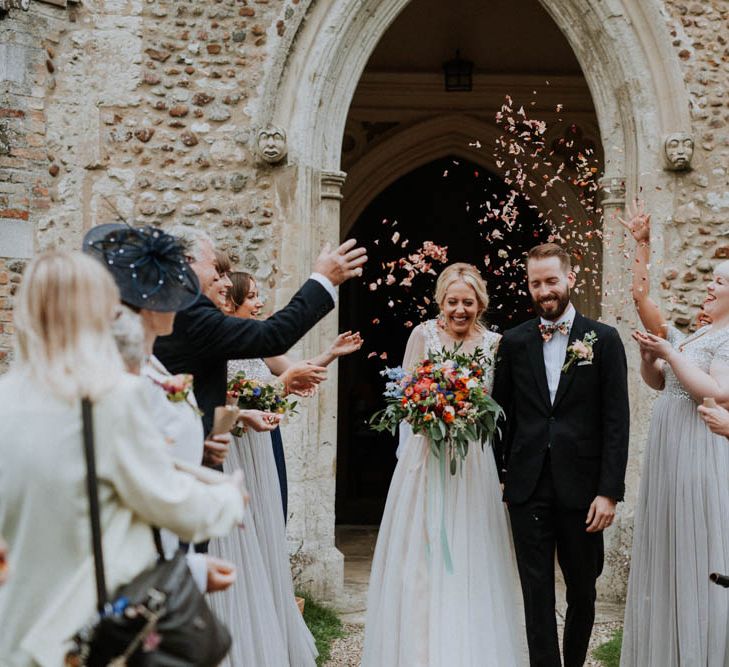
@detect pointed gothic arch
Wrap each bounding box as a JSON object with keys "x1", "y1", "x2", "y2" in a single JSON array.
[{"x1": 256, "y1": 0, "x2": 692, "y2": 600}]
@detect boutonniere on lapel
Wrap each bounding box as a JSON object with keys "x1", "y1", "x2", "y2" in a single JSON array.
[
  {"x1": 562, "y1": 331, "x2": 597, "y2": 372},
  {"x1": 154, "y1": 373, "x2": 203, "y2": 416}
]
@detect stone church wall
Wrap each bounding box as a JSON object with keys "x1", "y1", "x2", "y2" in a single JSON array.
[{"x1": 660, "y1": 2, "x2": 729, "y2": 327}]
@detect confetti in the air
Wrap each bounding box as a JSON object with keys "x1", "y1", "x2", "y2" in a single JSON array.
[{"x1": 362, "y1": 90, "x2": 616, "y2": 368}]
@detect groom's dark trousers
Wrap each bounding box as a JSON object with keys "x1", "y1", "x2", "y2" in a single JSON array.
[
  {"x1": 492, "y1": 312, "x2": 629, "y2": 667},
  {"x1": 508, "y1": 454, "x2": 604, "y2": 667}
]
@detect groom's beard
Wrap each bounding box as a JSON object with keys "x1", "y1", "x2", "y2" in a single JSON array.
[{"x1": 532, "y1": 288, "x2": 571, "y2": 321}]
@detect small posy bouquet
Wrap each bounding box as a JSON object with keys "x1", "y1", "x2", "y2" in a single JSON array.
[
  {"x1": 562, "y1": 331, "x2": 597, "y2": 372},
  {"x1": 226, "y1": 371, "x2": 298, "y2": 435},
  {"x1": 370, "y1": 346, "x2": 503, "y2": 475}
]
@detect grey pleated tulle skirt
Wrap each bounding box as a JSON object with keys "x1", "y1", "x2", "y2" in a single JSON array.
[
  {"x1": 621, "y1": 394, "x2": 729, "y2": 666},
  {"x1": 207, "y1": 430, "x2": 317, "y2": 667}
]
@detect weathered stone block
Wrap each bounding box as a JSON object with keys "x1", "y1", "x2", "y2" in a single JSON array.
[
  {"x1": 134, "y1": 127, "x2": 155, "y2": 142},
  {"x1": 207, "y1": 105, "x2": 231, "y2": 122},
  {"x1": 169, "y1": 104, "x2": 189, "y2": 117},
  {"x1": 192, "y1": 92, "x2": 215, "y2": 106},
  {"x1": 145, "y1": 48, "x2": 171, "y2": 62}
]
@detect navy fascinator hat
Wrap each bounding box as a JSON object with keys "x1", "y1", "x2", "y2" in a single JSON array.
[{"x1": 83, "y1": 223, "x2": 200, "y2": 312}]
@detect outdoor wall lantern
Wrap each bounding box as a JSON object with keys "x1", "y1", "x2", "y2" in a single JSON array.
[{"x1": 443, "y1": 50, "x2": 473, "y2": 92}]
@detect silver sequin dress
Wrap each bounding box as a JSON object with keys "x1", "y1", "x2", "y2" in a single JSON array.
[
  {"x1": 208, "y1": 358, "x2": 317, "y2": 667},
  {"x1": 621, "y1": 325, "x2": 729, "y2": 666}
]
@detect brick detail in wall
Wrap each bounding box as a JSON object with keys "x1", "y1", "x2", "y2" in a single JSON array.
[{"x1": 0, "y1": 4, "x2": 69, "y2": 364}]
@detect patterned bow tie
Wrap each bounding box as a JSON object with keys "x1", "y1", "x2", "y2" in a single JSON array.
[{"x1": 539, "y1": 321, "x2": 570, "y2": 342}]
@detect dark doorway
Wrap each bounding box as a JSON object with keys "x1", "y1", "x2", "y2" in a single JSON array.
[{"x1": 336, "y1": 155, "x2": 552, "y2": 524}]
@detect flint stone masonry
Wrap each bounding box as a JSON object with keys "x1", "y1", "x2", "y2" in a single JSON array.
[
  {"x1": 659, "y1": 2, "x2": 729, "y2": 329},
  {"x1": 1, "y1": 0, "x2": 728, "y2": 604}
]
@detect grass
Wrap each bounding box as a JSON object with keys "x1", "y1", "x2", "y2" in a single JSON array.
[
  {"x1": 592, "y1": 628, "x2": 622, "y2": 667},
  {"x1": 298, "y1": 591, "x2": 346, "y2": 666}
]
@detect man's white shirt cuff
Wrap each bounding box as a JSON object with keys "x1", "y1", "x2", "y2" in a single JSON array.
[{"x1": 310, "y1": 272, "x2": 337, "y2": 303}]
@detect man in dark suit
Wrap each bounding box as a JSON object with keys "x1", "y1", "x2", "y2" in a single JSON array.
[
  {"x1": 492, "y1": 243, "x2": 629, "y2": 667},
  {"x1": 154, "y1": 227, "x2": 367, "y2": 446}
]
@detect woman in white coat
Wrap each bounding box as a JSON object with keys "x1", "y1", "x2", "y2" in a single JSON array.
[{"x1": 0, "y1": 250, "x2": 248, "y2": 667}]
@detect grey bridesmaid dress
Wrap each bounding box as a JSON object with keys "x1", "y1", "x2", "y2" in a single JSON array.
[{"x1": 621, "y1": 325, "x2": 729, "y2": 666}]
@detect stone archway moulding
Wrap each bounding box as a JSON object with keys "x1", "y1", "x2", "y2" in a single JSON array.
[
  {"x1": 257, "y1": 0, "x2": 693, "y2": 602},
  {"x1": 259, "y1": 0, "x2": 691, "y2": 313},
  {"x1": 259, "y1": 0, "x2": 690, "y2": 174}
]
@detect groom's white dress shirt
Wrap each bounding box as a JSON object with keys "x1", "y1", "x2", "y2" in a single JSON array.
[{"x1": 541, "y1": 302, "x2": 576, "y2": 404}]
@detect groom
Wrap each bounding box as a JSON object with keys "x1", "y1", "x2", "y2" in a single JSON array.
[{"x1": 493, "y1": 243, "x2": 629, "y2": 667}]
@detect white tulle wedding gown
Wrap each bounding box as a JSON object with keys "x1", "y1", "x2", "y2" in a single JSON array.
[{"x1": 362, "y1": 319, "x2": 528, "y2": 667}]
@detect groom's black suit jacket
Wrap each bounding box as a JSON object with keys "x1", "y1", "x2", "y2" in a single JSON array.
[
  {"x1": 154, "y1": 279, "x2": 334, "y2": 435},
  {"x1": 492, "y1": 311, "x2": 629, "y2": 509}
]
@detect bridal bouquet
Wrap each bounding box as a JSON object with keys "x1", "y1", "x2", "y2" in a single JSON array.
[
  {"x1": 371, "y1": 347, "x2": 503, "y2": 475},
  {"x1": 227, "y1": 371, "x2": 298, "y2": 435}
]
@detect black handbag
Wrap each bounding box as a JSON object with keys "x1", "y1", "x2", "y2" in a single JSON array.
[{"x1": 67, "y1": 398, "x2": 232, "y2": 666}]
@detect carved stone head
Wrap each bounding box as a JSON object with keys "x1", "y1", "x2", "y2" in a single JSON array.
[
  {"x1": 256, "y1": 125, "x2": 287, "y2": 164},
  {"x1": 664, "y1": 132, "x2": 694, "y2": 171}
]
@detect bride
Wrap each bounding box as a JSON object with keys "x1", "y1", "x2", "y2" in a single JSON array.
[{"x1": 362, "y1": 263, "x2": 528, "y2": 667}]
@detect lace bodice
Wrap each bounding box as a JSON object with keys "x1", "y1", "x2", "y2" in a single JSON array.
[
  {"x1": 227, "y1": 357, "x2": 272, "y2": 383},
  {"x1": 663, "y1": 325, "x2": 729, "y2": 400},
  {"x1": 422, "y1": 319, "x2": 501, "y2": 392}
]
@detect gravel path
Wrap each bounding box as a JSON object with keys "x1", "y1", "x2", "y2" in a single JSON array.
[
  {"x1": 324, "y1": 621, "x2": 623, "y2": 666},
  {"x1": 324, "y1": 623, "x2": 364, "y2": 667}
]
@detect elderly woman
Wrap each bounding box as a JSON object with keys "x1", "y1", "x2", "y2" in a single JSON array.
[{"x1": 0, "y1": 251, "x2": 247, "y2": 667}]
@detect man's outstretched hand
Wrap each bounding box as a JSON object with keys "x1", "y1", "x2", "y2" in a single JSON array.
[{"x1": 313, "y1": 239, "x2": 367, "y2": 287}]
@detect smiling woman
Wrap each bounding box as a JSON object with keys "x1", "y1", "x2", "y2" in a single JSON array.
[
  {"x1": 434, "y1": 262, "x2": 489, "y2": 339},
  {"x1": 621, "y1": 209, "x2": 729, "y2": 666},
  {"x1": 361, "y1": 265, "x2": 529, "y2": 667}
]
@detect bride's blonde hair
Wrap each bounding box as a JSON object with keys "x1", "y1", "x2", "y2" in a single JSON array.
[
  {"x1": 14, "y1": 250, "x2": 125, "y2": 402},
  {"x1": 434, "y1": 263, "x2": 490, "y2": 321}
]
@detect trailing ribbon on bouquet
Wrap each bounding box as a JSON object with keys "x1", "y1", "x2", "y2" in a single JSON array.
[
  {"x1": 439, "y1": 447, "x2": 454, "y2": 574},
  {"x1": 425, "y1": 443, "x2": 454, "y2": 575}
]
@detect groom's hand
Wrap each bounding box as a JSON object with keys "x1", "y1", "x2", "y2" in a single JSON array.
[{"x1": 585, "y1": 495, "x2": 616, "y2": 532}]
